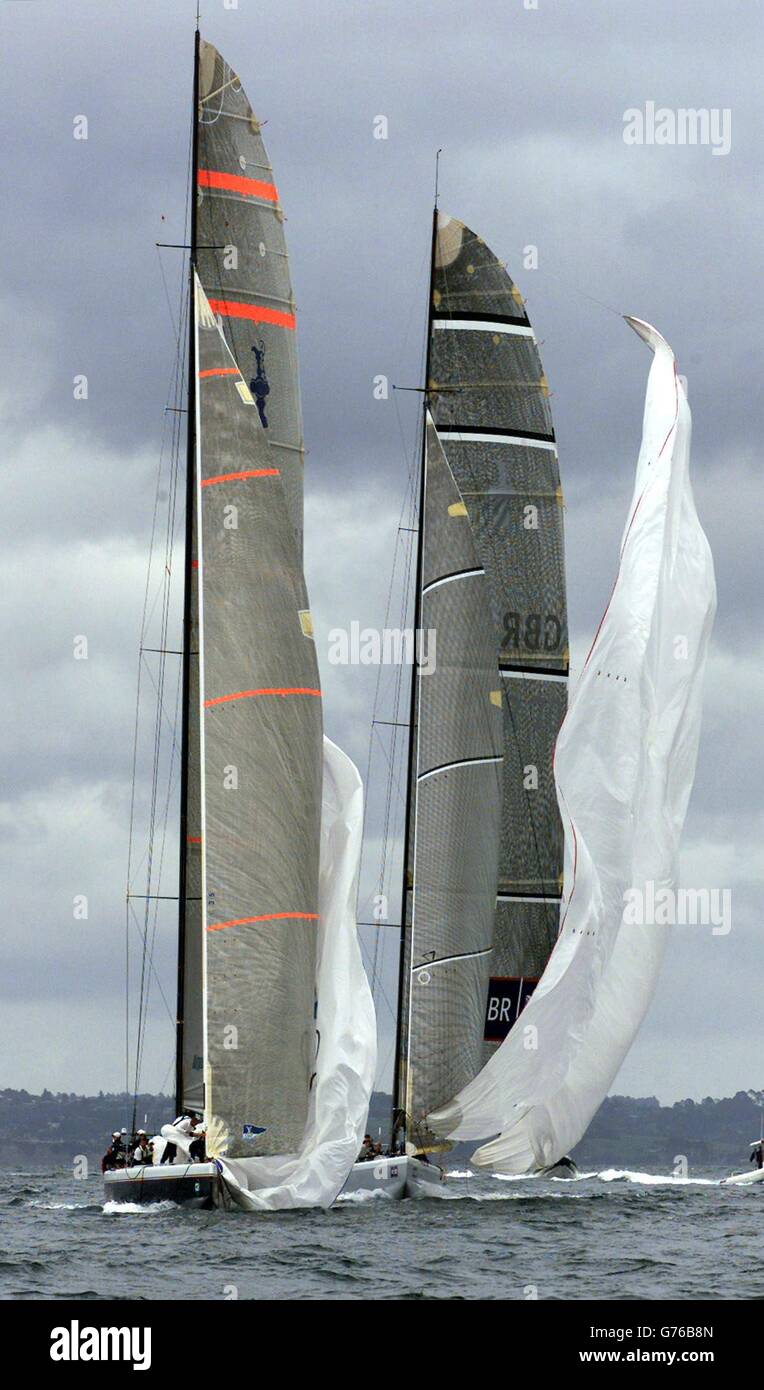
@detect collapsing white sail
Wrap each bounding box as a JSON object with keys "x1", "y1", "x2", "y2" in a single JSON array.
[
  {"x1": 216, "y1": 738, "x2": 377, "y2": 1211},
  {"x1": 429, "y1": 318, "x2": 716, "y2": 1171}
]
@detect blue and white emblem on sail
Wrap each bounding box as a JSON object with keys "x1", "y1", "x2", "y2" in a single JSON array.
[{"x1": 242, "y1": 1124, "x2": 267, "y2": 1141}]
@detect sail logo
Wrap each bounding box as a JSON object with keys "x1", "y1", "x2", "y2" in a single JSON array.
[
  {"x1": 502, "y1": 610, "x2": 562, "y2": 653},
  {"x1": 50, "y1": 1321, "x2": 150, "y2": 1371},
  {"x1": 242, "y1": 1124, "x2": 267, "y2": 1140},
  {"x1": 623, "y1": 102, "x2": 731, "y2": 156},
  {"x1": 327, "y1": 622, "x2": 437, "y2": 675},
  {"x1": 622, "y1": 883, "x2": 732, "y2": 935},
  {"x1": 484, "y1": 977, "x2": 537, "y2": 1042}
]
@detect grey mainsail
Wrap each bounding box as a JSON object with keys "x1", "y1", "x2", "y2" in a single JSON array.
[
  {"x1": 196, "y1": 39, "x2": 304, "y2": 551},
  {"x1": 194, "y1": 278, "x2": 323, "y2": 1158},
  {"x1": 402, "y1": 416, "x2": 504, "y2": 1140},
  {"x1": 428, "y1": 214, "x2": 568, "y2": 1065},
  {"x1": 396, "y1": 212, "x2": 567, "y2": 1148}
]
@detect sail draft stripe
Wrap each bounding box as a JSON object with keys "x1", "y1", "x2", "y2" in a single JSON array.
[
  {"x1": 438, "y1": 426, "x2": 556, "y2": 447},
  {"x1": 198, "y1": 367, "x2": 240, "y2": 379},
  {"x1": 432, "y1": 309, "x2": 532, "y2": 329},
  {"x1": 201, "y1": 468, "x2": 280, "y2": 488},
  {"x1": 432, "y1": 319, "x2": 534, "y2": 338},
  {"x1": 208, "y1": 298, "x2": 296, "y2": 330},
  {"x1": 422, "y1": 566, "x2": 484, "y2": 596},
  {"x1": 197, "y1": 168, "x2": 279, "y2": 202},
  {"x1": 412, "y1": 946, "x2": 493, "y2": 971},
  {"x1": 204, "y1": 687, "x2": 322, "y2": 707},
  {"x1": 418, "y1": 754, "x2": 503, "y2": 784},
  {"x1": 500, "y1": 666, "x2": 569, "y2": 683},
  {"x1": 497, "y1": 891, "x2": 563, "y2": 903},
  {"x1": 207, "y1": 912, "x2": 320, "y2": 934},
  {"x1": 187, "y1": 836, "x2": 202, "y2": 844}
]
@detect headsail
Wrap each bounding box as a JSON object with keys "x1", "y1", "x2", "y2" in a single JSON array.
[
  {"x1": 194, "y1": 276, "x2": 323, "y2": 1158},
  {"x1": 429, "y1": 319, "x2": 716, "y2": 1170}
]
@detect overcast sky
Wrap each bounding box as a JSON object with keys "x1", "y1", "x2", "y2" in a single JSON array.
[{"x1": 0, "y1": 0, "x2": 760, "y2": 1107}]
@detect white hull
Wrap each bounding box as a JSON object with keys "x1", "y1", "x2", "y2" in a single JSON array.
[
  {"x1": 721, "y1": 1166, "x2": 764, "y2": 1186},
  {"x1": 338, "y1": 1154, "x2": 446, "y2": 1200},
  {"x1": 104, "y1": 1161, "x2": 219, "y2": 1207}
]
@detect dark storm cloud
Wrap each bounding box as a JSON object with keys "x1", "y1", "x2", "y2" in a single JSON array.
[{"x1": 1, "y1": 0, "x2": 760, "y2": 1096}]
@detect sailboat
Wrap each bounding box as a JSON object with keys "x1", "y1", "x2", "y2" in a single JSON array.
[
  {"x1": 105, "y1": 32, "x2": 377, "y2": 1211},
  {"x1": 381, "y1": 220, "x2": 714, "y2": 1180}
]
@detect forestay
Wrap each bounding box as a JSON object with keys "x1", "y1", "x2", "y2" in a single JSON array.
[{"x1": 429, "y1": 318, "x2": 716, "y2": 1171}]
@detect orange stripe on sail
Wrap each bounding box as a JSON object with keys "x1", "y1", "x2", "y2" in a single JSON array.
[
  {"x1": 204, "y1": 687, "x2": 322, "y2": 707},
  {"x1": 198, "y1": 367, "x2": 239, "y2": 379},
  {"x1": 201, "y1": 469, "x2": 280, "y2": 488},
  {"x1": 197, "y1": 169, "x2": 279, "y2": 203},
  {"x1": 207, "y1": 912, "x2": 319, "y2": 933},
  {"x1": 187, "y1": 836, "x2": 202, "y2": 844},
  {"x1": 208, "y1": 298, "x2": 296, "y2": 331}
]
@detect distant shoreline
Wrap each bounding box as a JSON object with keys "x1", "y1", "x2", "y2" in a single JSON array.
[{"x1": 1, "y1": 1086, "x2": 760, "y2": 1171}]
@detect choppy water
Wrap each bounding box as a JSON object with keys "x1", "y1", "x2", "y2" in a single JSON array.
[{"x1": 1, "y1": 1166, "x2": 761, "y2": 1300}]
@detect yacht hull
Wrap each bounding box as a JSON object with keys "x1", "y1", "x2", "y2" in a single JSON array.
[
  {"x1": 103, "y1": 1161, "x2": 220, "y2": 1208},
  {"x1": 103, "y1": 1154, "x2": 446, "y2": 1208}
]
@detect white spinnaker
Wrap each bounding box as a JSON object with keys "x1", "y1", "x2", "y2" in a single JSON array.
[
  {"x1": 214, "y1": 738, "x2": 377, "y2": 1209},
  {"x1": 428, "y1": 318, "x2": 716, "y2": 1172}
]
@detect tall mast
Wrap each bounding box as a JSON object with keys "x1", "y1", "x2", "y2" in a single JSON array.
[
  {"x1": 175, "y1": 26, "x2": 201, "y2": 1114},
  {"x1": 392, "y1": 201, "x2": 439, "y2": 1145}
]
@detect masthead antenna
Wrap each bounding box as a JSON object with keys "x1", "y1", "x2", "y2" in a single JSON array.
[
  {"x1": 196, "y1": 0, "x2": 200, "y2": 29},
  {"x1": 434, "y1": 148, "x2": 442, "y2": 209}
]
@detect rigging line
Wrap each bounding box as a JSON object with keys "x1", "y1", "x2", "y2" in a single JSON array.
[
  {"x1": 358, "y1": 395, "x2": 419, "y2": 994},
  {"x1": 131, "y1": 131, "x2": 193, "y2": 1106},
  {"x1": 126, "y1": 900, "x2": 176, "y2": 1027},
  {"x1": 135, "y1": 657, "x2": 183, "y2": 1079},
  {"x1": 134, "y1": 287, "x2": 188, "y2": 1098}
]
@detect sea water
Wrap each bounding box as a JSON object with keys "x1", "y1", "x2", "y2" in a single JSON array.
[{"x1": 1, "y1": 1167, "x2": 760, "y2": 1300}]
